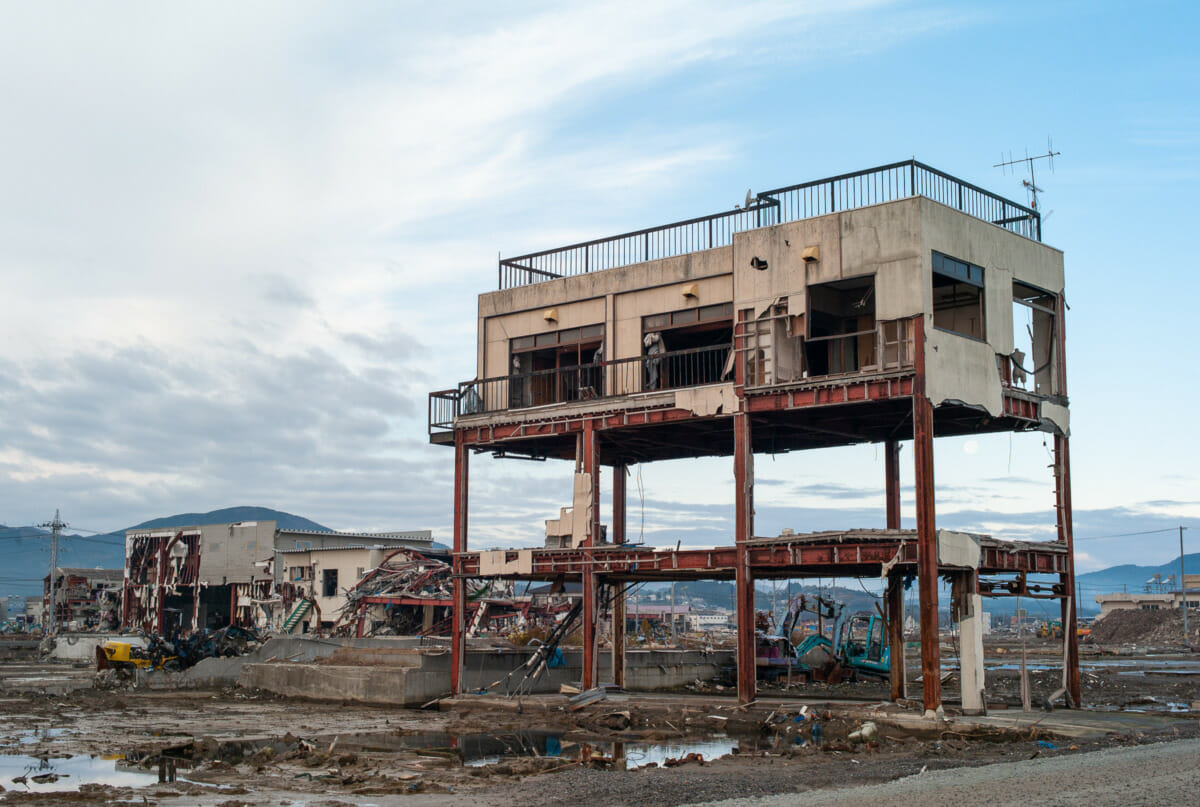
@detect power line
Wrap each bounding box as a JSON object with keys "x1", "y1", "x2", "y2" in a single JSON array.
[
  {"x1": 1075, "y1": 527, "x2": 1182, "y2": 542},
  {"x1": 38, "y1": 509, "x2": 66, "y2": 637}
]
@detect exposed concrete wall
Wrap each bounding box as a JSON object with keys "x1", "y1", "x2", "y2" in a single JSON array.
[
  {"x1": 479, "y1": 247, "x2": 732, "y2": 378},
  {"x1": 958, "y1": 592, "x2": 986, "y2": 715},
  {"x1": 925, "y1": 327, "x2": 1005, "y2": 416},
  {"x1": 236, "y1": 644, "x2": 732, "y2": 705},
  {"x1": 49, "y1": 633, "x2": 144, "y2": 662},
  {"x1": 197, "y1": 521, "x2": 276, "y2": 584},
  {"x1": 920, "y1": 197, "x2": 1066, "y2": 417},
  {"x1": 936, "y1": 530, "x2": 983, "y2": 569},
  {"x1": 277, "y1": 547, "x2": 390, "y2": 628},
  {"x1": 613, "y1": 273, "x2": 732, "y2": 372}
]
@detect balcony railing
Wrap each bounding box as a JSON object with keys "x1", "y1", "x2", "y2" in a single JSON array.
[
  {"x1": 498, "y1": 160, "x2": 1040, "y2": 289},
  {"x1": 429, "y1": 344, "x2": 731, "y2": 432}
]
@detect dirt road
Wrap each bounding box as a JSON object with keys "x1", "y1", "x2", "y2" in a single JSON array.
[{"x1": 691, "y1": 737, "x2": 1200, "y2": 806}]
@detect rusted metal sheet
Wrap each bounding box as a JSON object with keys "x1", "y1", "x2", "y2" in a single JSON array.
[{"x1": 745, "y1": 375, "x2": 914, "y2": 412}]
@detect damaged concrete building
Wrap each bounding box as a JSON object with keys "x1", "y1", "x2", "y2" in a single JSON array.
[
  {"x1": 429, "y1": 160, "x2": 1079, "y2": 717},
  {"x1": 122, "y1": 521, "x2": 435, "y2": 636},
  {"x1": 43, "y1": 567, "x2": 123, "y2": 631}
]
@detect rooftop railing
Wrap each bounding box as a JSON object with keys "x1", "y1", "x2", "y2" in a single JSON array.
[{"x1": 498, "y1": 160, "x2": 1040, "y2": 289}]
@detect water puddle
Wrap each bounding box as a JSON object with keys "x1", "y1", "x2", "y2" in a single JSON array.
[
  {"x1": 0, "y1": 754, "x2": 159, "y2": 792},
  {"x1": 147, "y1": 730, "x2": 749, "y2": 771},
  {"x1": 326, "y1": 730, "x2": 743, "y2": 769}
]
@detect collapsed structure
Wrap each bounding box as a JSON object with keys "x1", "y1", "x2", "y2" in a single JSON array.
[
  {"x1": 43, "y1": 567, "x2": 123, "y2": 631},
  {"x1": 121, "y1": 521, "x2": 435, "y2": 635},
  {"x1": 429, "y1": 160, "x2": 1079, "y2": 716}
]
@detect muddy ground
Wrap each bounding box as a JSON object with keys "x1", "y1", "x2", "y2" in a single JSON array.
[{"x1": 0, "y1": 642, "x2": 1195, "y2": 806}]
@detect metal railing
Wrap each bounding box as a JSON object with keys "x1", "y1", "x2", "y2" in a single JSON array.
[
  {"x1": 429, "y1": 344, "x2": 732, "y2": 430},
  {"x1": 498, "y1": 160, "x2": 1040, "y2": 289}
]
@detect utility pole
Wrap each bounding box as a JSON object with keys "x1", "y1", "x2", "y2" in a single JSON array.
[
  {"x1": 1180, "y1": 526, "x2": 1189, "y2": 644},
  {"x1": 39, "y1": 509, "x2": 67, "y2": 637}
]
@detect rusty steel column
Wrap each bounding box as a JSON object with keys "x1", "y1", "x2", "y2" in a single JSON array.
[
  {"x1": 450, "y1": 432, "x2": 470, "y2": 696},
  {"x1": 886, "y1": 571, "x2": 906, "y2": 701},
  {"x1": 611, "y1": 464, "x2": 627, "y2": 688},
  {"x1": 912, "y1": 316, "x2": 941, "y2": 715},
  {"x1": 1053, "y1": 291, "x2": 1080, "y2": 706},
  {"x1": 885, "y1": 439, "x2": 901, "y2": 530},
  {"x1": 885, "y1": 439, "x2": 905, "y2": 700},
  {"x1": 733, "y1": 310, "x2": 756, "y2": 705},
  {"x1": 1055, "y1": 434, "x2": 1081, "y2": 705},
  {"x1": 581, "y1": 419, "x2": 601, "y2": 690}
]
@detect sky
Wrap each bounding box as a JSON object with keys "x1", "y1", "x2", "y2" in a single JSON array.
[{"x1": 1, "y1": 0, "x2": 1197, "y2": 576}]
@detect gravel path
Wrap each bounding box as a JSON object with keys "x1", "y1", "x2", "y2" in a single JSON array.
[{"x1": 687, "y1": 738, "x2": 1200, "y2": 807}]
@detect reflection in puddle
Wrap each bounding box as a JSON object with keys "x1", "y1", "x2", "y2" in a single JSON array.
[
  {"x1": 0, "y1": 754, "x2": 159, "y2": 792},
  {"x1": 334, "y1": 730, "x2": 743, "y2": 769}
]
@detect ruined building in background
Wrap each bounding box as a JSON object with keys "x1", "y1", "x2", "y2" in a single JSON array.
[
  {"x1": 429, "y1": 159, "x2": 1078, "y2": 716},
  {"x1": 121, "y1": 521, "x2": 434, "y2": 636},
  {"x1": 43, "y1": 567, "x2": 123, "y2": 631}
]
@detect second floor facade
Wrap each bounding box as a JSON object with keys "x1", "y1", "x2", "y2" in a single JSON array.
[{"x1": 431, "y1": 162, "x2": 1067, "y2": 442}]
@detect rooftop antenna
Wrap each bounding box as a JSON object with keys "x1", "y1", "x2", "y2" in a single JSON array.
[{"x1": 994, "y1": 136, "x2": 1060, "y2": 214}]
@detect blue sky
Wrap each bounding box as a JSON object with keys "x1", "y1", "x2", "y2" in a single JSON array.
[{"x1": 0, "y1": 1, "x2": 1195, "y2": 574}]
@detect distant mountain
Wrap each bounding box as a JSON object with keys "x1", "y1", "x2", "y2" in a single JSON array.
[
  {"x1": 120, "y1": 506, "x2": 329, "y2": 534},
  {"x1": 1076, "y1": 553, "x2": 1200, "y2": 603}
]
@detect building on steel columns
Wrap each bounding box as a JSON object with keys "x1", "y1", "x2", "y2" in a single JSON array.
[{"x1": 428, "y1": 160, "x2": 1078, "y2": 716}]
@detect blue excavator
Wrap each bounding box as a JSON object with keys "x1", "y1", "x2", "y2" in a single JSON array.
[{"x1": 755, "y1": 594, "x2": 890, "y2": 682}]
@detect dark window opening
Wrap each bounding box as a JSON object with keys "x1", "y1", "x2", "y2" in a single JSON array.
[
  {"x1": 805, "y1": 277, "x2": 876, "y2": 376},
  {"x1": 1011, "y1": 280, "x2": 1057, "y2": 393},
  {"x1": 509, "y1": 324, "x2": 605, "y2": 408},
  {"x1": 932, "y1": 251, "x2": 985, "y2": 340},
  {"x1": 641, "y1": 303, "x2": 733, "y2": 390},
  {"x1": 321, "y1": 568, "x2": 338, "y2": 598}
]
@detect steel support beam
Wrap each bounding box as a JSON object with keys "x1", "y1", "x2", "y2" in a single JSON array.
[
  {"x1": 580, "y1": 419, "x2": 601, "y2": 690},
  {"x1": 885, "y1": 438, "x2": 906, "y2": 701},
  {"x1": 913, "y1": 316, "x2": 942, "y2": 716},
  {"x1": 450, "y1": 432, "x2": 469, "y2": 696},
  {"x1": 1056, "y1": 434, "x2": 1081, "y2": 705},
  {"x1": 611, "y1": 463, "x2": 627, "y2": 688},
  {"x1": 733, "y1": 310, "x2": 756, "y2": 704},
  {"x1": 885, "y1": 439, "x2": 901, "y2": 529}
]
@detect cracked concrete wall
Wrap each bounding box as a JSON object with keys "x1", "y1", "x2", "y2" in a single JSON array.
[
  {"x1": 197, "y1": 521, "x2": 276, "y2": 584},
  {"x1": 920, "y1": 198, "x2": 1066, "y2": 422}
]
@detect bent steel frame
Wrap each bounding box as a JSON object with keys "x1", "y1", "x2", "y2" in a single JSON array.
[{"x1": 434, "y1": 162, "x2": 1076, "y2": 715}]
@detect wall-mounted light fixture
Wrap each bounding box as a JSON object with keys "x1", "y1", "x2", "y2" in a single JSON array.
[
  {"x1": 542, "y1": 308, "x2": 558, "y2": 324},
  {"x1": 801, "y1": 246, "x2": 820, "y2": 263},
  {"x1": 750, "y1": 256, "x2": 769, "y2": 271},
  {"x1": 681, "y1": 283, "x2": 699, "y2": 299}
]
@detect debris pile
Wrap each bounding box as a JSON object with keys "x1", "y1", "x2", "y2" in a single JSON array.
[
  {"x1": 1087, "y1": 608, "x2": 1193, "y2": 647},
  {"x1": 330, "y1": 549, "x2": 457, "y2": 636}
]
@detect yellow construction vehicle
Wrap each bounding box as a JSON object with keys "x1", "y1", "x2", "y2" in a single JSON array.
[
  {"x1": 96, "y1": 637, "x2": 177, "y2": 671},
  {"x1": 1038, "y1": 620, "x2": 1063, "y2": 639}
]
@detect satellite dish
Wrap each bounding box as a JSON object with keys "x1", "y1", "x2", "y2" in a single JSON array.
[{"x1": 744, "y1": 189, "x2": 754, "y2": 209}]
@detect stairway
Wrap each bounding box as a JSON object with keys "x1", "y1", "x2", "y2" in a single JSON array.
[{"x1": 281, "y1": 598, "x2": 312, "y2": 634}]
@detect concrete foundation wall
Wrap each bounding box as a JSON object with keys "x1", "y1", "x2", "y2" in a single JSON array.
[
  {"x1": 235, "y1": 641, "x2": 732, "y2": 706},
  {"x1": 49, "y1": 633, "x2": 144, "y2": 662}
]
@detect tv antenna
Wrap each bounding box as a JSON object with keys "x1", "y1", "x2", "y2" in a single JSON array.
[{"x1": 994, "y1": 137, "x2": 1060, "y2": 214}]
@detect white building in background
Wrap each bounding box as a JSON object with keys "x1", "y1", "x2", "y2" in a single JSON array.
[{"x1": 687, "y1": 609, "x2": 733, "y2": 631}]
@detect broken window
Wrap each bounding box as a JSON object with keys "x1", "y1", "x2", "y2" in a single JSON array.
[
  {"x1": 805, "y1": 276, "x2": 876, "y2": 376},
  {"x1": 1011, "y1": 281, "x2": 1057, "y2": 394},
  {"x1": 932, "y1": 251, "x2": 985, "y2": 340},
  {"x1": 509, "y1": 324, "x2": 605, "y2": 407},
  {"x1": 640, "y1": 302, "x2": 732, "y2": 389},
  {"x1": 321, "y1": 568, "x2": 338, "y2": 598}
]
